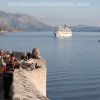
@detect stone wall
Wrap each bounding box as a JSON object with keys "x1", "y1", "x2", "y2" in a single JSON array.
[
  {"x1": 11, "y1": 68, "x2": 48, "y2": 100},
  {"x1": 10, "y1": 54, "x2": 48, "y2": 100},
  {"x1": 0, "y1": 51, "x2": 48, "y2": 100}
]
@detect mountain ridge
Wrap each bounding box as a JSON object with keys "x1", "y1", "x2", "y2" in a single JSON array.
[
  {"x1": 71, "y1": 24, "x2": 100, "y2": 32},
  {"x1": 0, "y1": 11, "x2": 100, "y2": 32},
  {"x1": 0, "y1": 11, "x2": 52, "y2": 32}
]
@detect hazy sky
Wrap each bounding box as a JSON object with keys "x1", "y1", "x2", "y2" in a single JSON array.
[{"x1": 0, "y1": 0, "x2": 100, "y2": 26}]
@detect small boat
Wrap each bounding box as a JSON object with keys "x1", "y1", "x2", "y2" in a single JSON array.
[
  {"x1": 98, "y1": 40, "x2": 100, "y2": 42},
  {"x1": 54, "y1": 25, "x2": 72, "y2": 38}
]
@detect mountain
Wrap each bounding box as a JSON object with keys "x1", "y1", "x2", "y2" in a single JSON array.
[
  {"x1": 0, "y1": 11, "x2": 52, "y2": 32},
  {"x1": 71, "y1": 24, "x2": 100, "y2": 32},
  {"x1": 0, "y1": 11, "x2": 100, "y2": 32}
]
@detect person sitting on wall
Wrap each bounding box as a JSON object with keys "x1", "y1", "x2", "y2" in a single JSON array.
[
  {"x1": 20, "y1": 48, "x2": 43, "y2": 70},
  {"x1": 32, "y1": 48, "x2": 40, "y2": 59},
  {"x1": 9, "y1": 53, "x2": 19, "y2": 69},
  {"x1": 21, "y1": 53, "x2": 28, "y2": 61},
  {"x1": 27, "y1": 52, "x2": 31, "y2": 60},
  {"x1": 13, "y1": 59, "x2": 19, "y2": 69}
]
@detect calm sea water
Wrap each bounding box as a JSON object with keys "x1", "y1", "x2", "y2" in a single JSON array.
[{"x1": 0, "y1": 32, "x2": 100, "y2": 100}]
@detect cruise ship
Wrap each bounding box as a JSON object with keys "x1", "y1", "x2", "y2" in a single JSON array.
[{"x1": 54, "y1": 25, "x2": 72, "y2": 38}]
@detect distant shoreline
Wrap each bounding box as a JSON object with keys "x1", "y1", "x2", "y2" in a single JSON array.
[{"x1": 1, "y1": 30, "x2": 100, "y2": 34}]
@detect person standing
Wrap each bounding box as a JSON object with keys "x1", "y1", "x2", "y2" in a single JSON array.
[
  {"x1": 0, "y1": 50, "x2": 2, "y2": 94},
  {"x1": 3, "y1": 59, "x2": 14, "y2": 99}
]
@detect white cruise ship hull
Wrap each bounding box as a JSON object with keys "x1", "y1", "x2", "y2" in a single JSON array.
[{"x1": 54, "y1": 31, "x2": 72, "y2": 38}]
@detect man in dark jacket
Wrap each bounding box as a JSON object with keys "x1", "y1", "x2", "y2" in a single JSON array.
[{"x1": 4, "y1": 59, "x2": 14, "y2": 99}]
